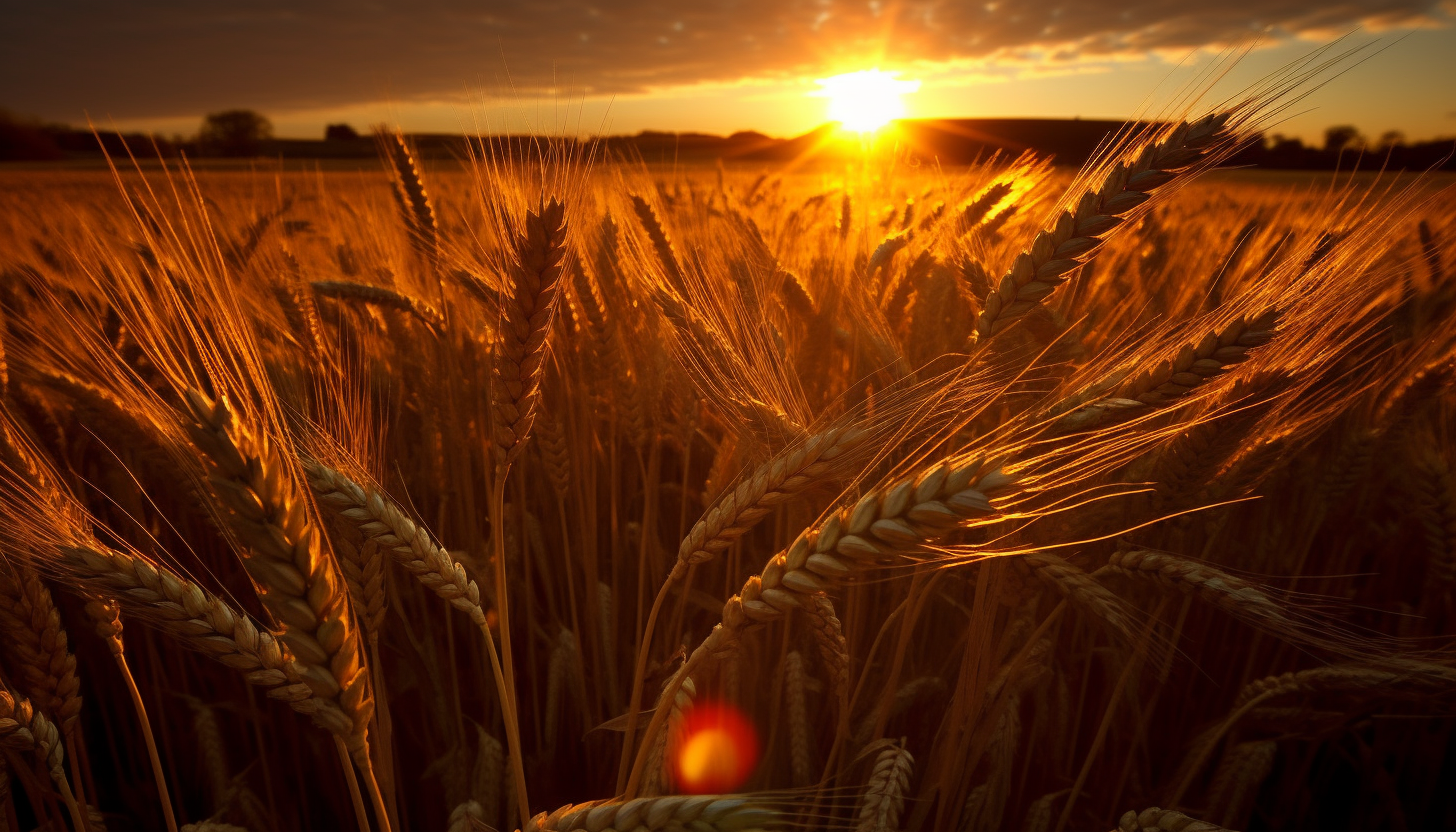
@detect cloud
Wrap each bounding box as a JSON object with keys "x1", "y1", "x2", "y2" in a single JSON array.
[{"x1": 1, "y1": 0, "x2": 1446, "y2": 121}]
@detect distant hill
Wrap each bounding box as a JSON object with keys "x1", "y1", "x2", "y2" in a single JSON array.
[{"x1": 5, "y1": 113, "x2": 1453, "y2": 170}]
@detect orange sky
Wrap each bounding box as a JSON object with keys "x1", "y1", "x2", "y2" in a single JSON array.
[{"x1": 4, "y1": 3, "x2": 1454, "y2": 144}]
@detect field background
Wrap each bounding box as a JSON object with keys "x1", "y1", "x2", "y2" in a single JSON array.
[{"x1": 1, "y1": 135, "x2": 1455, "y2": 832}]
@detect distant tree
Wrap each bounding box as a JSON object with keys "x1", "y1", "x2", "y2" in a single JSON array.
[
  {"x1": 1376, "y1": 130, "x2": 1407, "y2": 149},
  {"x1": 0, "y1": 109, "x2": 63, "y2": 161},
  {"x1": 198, "y1": 109, "x2": 272, "y2": 157},
  {"x1": 1323, "y1": 125, "x2": 1364, "y2": 154},
  {"x1": 325, "y1": 123, "x2": 360, "y2": 141}
]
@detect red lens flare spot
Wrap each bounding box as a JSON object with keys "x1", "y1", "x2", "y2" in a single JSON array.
[{"x1": 671, "y1": 700, "x2": 759, "y2": 794}]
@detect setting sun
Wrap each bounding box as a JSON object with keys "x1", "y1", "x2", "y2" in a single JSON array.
[{"x1": 815, "y1": 69, "x2": 921, "y2": 133}]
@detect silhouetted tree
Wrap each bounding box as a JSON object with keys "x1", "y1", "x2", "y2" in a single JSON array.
[
  {"x1": 198, "y1": 109, "x2": 272, "y2": 157},
  {"x1": 1324, "y1": 125, "x2": 1364, "y2": 154},
  {"x1": 325, "y1": 123, "x2": 360, "y2": 141},
  {"x1": 1376, "y1": 130, "x2": 1407, "y2": 149},
  {"x1": 0, "y1": 109, "x2": 63, "y2": 161}
]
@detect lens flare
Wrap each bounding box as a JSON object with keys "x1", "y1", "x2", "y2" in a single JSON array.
[{"x1": 672, "y1": 700, "x2": 760, "y2": 793}]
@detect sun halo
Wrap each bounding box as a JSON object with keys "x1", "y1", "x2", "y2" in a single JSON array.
[{"x1": 815, "y1": 69, "x2": 921, "y2": 133}]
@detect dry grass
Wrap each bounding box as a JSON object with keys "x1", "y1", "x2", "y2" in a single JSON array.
[{"x1": 0, "y1": 81, "x2": 1453, "y2": 832}]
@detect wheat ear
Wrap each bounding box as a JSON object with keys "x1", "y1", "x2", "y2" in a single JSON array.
[
  {"x1": 61, "y1": 544, "x2": 315, "y2": 704},
  {"x1": 630, "y1": 194, "x2": 686, "y2": 288},
  {"x1": 1207, "y1": 740, "x2": 1276, "y2": 830},
  {"x1": 1117, "y1": 807, "x2": 1230, "y2": 832},
  {"x1": 642, "y1": 676, "x2": 695, "y2": 796},
  {"x1": 857, "y1": 739, "x2": 913, "y2": 832},
  {"x1": 181, "y1": 390, "x2": 372, "y2": 766},
  {"x1": 525, "y1": 795, "x2": 778, "y2": 832},
  {"x1": 379, "y1": 130, "x2": 439, "y2": 258},
  {"x1": 303, "y1": 460, "x2": 487, "y2": 629},
  {"x1": 1103, "y1": 549, "x2": 1290, "y2": 633},
  {"x1": 677, "y1": 424, "x2": 866, "y2": 569},
  {"x1": 975, "y1": 113, "x2": 1233, "y2": 342},
  {"x1": 0, "y1": 687, "x2": 83, "y2": 830},
  {"x1": 492, "y1": 198, "x2": 569, "y2": 466},
  {"x1": 783, "y1": 651, "x2": 814, "y2": 787},
  {"x1": 0, "y1": 568, "x2": 82, "y2": 734},
  {"x1": 1023, "y1": 553, "x2": 1134, "y2": 642},
  {"x1": 1053, "y1": 309, "x2": 1280, "y2": 430},
  {"x1": 626, "y1": 458, "x2": 1012, "y2": 796},
  {"x1": 310, "y1": 280, "x2": 444, "y2": 333},
  {"x1": 804, "y1": 595, "x2": 850, "y2": 694}
]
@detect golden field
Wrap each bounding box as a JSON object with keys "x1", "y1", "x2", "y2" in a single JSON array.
[{"x1": 0, "y1": 112, "x2": 1454, "y2": 832}]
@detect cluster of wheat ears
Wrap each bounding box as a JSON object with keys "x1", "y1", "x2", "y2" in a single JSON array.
[{"x1": 0, "y1": 59, "x2": 1453, "y2": 832}]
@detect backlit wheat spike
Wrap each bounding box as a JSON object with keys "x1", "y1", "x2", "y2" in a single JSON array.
[
  {"x1": 310, "y1": 280, "x2": 445, "y2": 333},
  {"x1": 960, "y1": 181, "x2": 1015, "y2": 233},
  {"x1": 82, "y1": 598, "x2": 178, "y2": 829},
  {"x1": 303, "y1": 460, "x2": 487, "y2": 630},
  {"x1": 1117, "y1": 807, "x2": 1230, "y2": 832},
  {"x1": 630, "y1": 193, "x2": 685, "y2": 289},
  {"x1": 326, "y1": 513, "x2": 388, "y2": 637},
  {"x1": 677, "y1": 424, "x2": 866, "y2": 568},
  {"x1": 975, "y1": 112, "x2": 1234, "y2": 342},
  {"x1": 61, "y1": 544, "x2": 317, "y2": 707},
  {"x1": 379, "y1": 130, "x2": 439, "y2": 257},
  {"x1": 642, "y1": 676, "x2": 695, "y2": 796},
  {"x1": 493, "y1": 197, "x2": 569, "y2": 466},
  {"x1": 857, "y1": 739, "x2": 913, "y2": 832},
  {"x1": 181, "y1": 390, "x2": 372, "y2": 764},
  {"x1": 0, "y1": 567, "x2": 82, "y2": 734},
  {"x1": 525, "y1": 794, "x2": 778, "y2": 832},
  {"x1": 1054, "y1": 309, "x2": 1280, "y2": 430},
  {"x1": 629, "y1": 458, "x2": 1013, "y2": 796},
  {"x1": 545, "y1": 627, "x2": 584, "y2": 750}
]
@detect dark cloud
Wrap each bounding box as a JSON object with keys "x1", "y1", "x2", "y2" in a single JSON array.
[{"x1": 1, "y1": 1, "x2": 1444, "y2": 121}]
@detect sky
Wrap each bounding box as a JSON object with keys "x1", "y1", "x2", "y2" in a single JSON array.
[{"x1": 3, "y1": 1, "x2": 1455, "y2": 144}]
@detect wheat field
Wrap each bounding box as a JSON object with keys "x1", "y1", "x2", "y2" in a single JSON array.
[{"x1": 0, "y1": 89, "x2": 1454, "y2": 832}]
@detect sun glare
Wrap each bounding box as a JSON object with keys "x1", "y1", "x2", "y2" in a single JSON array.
[{"x1": 815, "y1": 69, "x2": 921, "y2": 133}]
